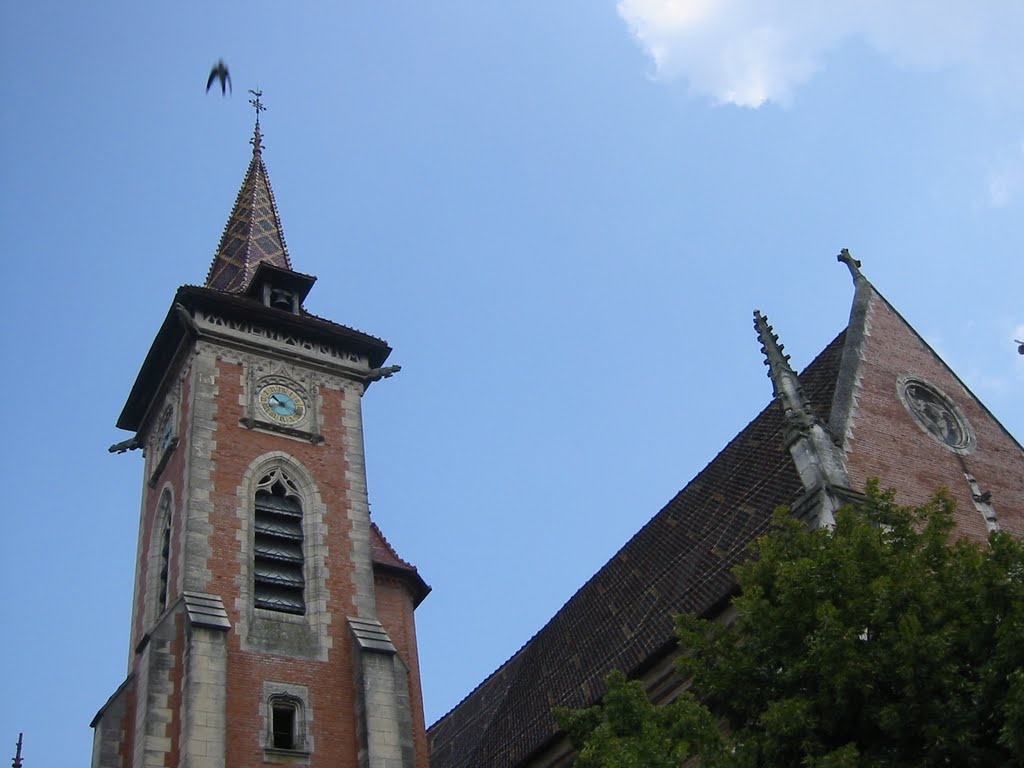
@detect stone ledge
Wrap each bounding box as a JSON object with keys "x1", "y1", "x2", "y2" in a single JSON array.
[
  {"x1": 348, "y1": 616, "x2": 396, "y2": 654},
  {"x1": 184, "y1": 592, "x2": 231, "y2": 630}
]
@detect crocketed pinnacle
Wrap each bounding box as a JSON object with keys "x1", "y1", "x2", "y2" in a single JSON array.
[
  {"x1": 754, "y1": 309, "x2": 815, "y2": 441},
  {"x1": 204, "y1": 120, "x2": 292, "y2": 292},
  {"x1": 754, "y1": 308, "x2": 854, "y2": 529}
]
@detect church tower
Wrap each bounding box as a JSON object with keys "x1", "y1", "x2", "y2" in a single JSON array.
[{"x1": 91, "y1": 99, "x2": 430, "y2": 768}]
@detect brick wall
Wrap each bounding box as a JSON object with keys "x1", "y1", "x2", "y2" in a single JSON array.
[
  {"x1": 845, "y1": 292, "x2": 1024, "y2": 541},
  {"x1": 375, "y1": 575, "x2": 429, "y2": 768},
  {"x1": 211, "y1": 358, "x2": 365, "y2": 765}
]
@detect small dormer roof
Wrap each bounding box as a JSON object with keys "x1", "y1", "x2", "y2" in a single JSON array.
[{"x1": 244, "y1": 261, "x2": 316, "y2": 306}]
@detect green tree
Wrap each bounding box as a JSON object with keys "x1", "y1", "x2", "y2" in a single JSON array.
[
  {"x1": 556, "y1": 669, "x2": 725, "y2": 768},
  {"x1": 557, "y1": 483, "x2": 1024, "y2": 767}
]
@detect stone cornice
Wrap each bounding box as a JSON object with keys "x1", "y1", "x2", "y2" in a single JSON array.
[{"x1": 116, "y1": 286, "x2": 392, "y2": 432}]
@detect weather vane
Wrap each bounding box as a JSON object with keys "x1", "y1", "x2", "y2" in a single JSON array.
[
  {"x1": 249, "y1": 88, "x2": 266, "y2": 125},
  {"x1": 248, "y1": 89, "x2": 267, "y2": 153}
]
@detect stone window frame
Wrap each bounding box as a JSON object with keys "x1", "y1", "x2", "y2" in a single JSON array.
[
  {"x1": 260, "y1": 681, "x2": 313, "y2": 760},
  {"x1": 240, "y1": 366, "x2": 323, "y2": 444},
  {"x1": 896, "y1": 373, "x2": 976, "y2": 456},
  {"x1": 253, "y1": 467, "x2": 306, "y2": 614},
  {"x1": 270, "y1": 696, "x2": 302, "y2": 749},
  {"x1": 235, "y1": 452, "x2": 333, "y2": 660},
  {"x1": 144, "y1": 486, "x2": 175, "y2": 630}
]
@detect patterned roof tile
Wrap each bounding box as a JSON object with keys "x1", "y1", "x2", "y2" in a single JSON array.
[{"x1": 205, "y1": 122, "x2": 292, "y2": 292}]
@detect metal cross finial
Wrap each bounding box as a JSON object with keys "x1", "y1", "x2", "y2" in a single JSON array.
[{"x1": 12, "y1": 733, "x2": 23, "y2": 768}]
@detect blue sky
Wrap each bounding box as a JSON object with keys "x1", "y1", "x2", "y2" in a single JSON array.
[{"x1": 1, "y1": 2, "x2": 1022, "y2": 764}]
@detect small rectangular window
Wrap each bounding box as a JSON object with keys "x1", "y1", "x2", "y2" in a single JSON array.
[{"x1": 272, "y1": 703, "x2": 296, "y2": 749}]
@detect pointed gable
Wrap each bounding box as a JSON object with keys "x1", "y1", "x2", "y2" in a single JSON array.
[
  {"x1": 205, "y1": 122, "x2": 292, "y2": 293},
  {"x1": 427, "y1": 254, "x2": 1024, "y2": 768},
  {"x1": 831, "y1": 278, "x2": 1024, "y2": 543}
]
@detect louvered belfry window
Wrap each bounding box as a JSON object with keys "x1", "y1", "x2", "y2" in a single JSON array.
[{"x1": 253, "y1": 470, "x2": 305, "y2": 614}]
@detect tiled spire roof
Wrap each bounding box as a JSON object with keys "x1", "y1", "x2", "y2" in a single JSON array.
[{"x1": 205, "y1": 118, "x2": 292, "y2": 292}]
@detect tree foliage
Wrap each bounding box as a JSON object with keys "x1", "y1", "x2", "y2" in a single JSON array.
[
  {"x1": 557, "y1": 483, "x2": 1024, "y2": 767},
  {"x1": 556, "y1": 669, "x2": 724, "y2": 768}
]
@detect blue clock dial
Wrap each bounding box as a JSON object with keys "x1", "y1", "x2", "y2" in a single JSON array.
[
  {"x1": 268, "y1": 392, "x2": 296, "y2": 416},
  {"x1": 258, "y1": 383, "x2": 307, "y2": 425}
]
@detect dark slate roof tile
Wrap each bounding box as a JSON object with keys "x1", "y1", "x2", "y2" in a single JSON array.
[{"x1": 428, "y1": 329, "x2": 848, "y2": 768}]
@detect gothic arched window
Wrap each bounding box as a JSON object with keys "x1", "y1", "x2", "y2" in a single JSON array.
[
  {"x1": 253, "y1": 469, "x2": 305, "y2": 614},
  {"x1": 156, "y1": 491, "x2": 172, "y2": 614}
]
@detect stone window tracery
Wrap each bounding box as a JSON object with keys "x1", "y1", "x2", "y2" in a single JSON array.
[{"x1": 897, "y1": 375, "x2": 975, "y2": 454}]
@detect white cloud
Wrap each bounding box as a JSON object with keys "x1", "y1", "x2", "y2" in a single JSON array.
[{"x1": 617, "y1": 1, "x2": 1024, "y2": 108}]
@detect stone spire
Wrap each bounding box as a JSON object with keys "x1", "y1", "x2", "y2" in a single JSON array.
[
  {"x1": 754, "y1": 310, "x2": 857, "y2": 528},
  {"x1": 204, "y1": 90, "x2": 292, "y2": 292}
]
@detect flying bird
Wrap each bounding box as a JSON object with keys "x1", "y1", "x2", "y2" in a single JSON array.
[
  {"x1": 206, "y1": 59, "x2": 231, "y2": 95},
  {"x1": 1016, "y1": 339, "x2": 1024, "y2": 355}
]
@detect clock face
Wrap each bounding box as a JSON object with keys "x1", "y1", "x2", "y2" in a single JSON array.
[
  {"x1": 258, "y1": 383, "x2": 307, "y2": 426},
  {"x1": 156, "y1": 406, "x2": 175, "y2": 451},
  {"x1": 161, "y1": 418, "x2": 174, "y2": 450}
]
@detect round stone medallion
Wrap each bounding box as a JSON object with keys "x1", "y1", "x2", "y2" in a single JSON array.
[{"x1": 897, "y1": 375, "x2": 974, "y2": 453}]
